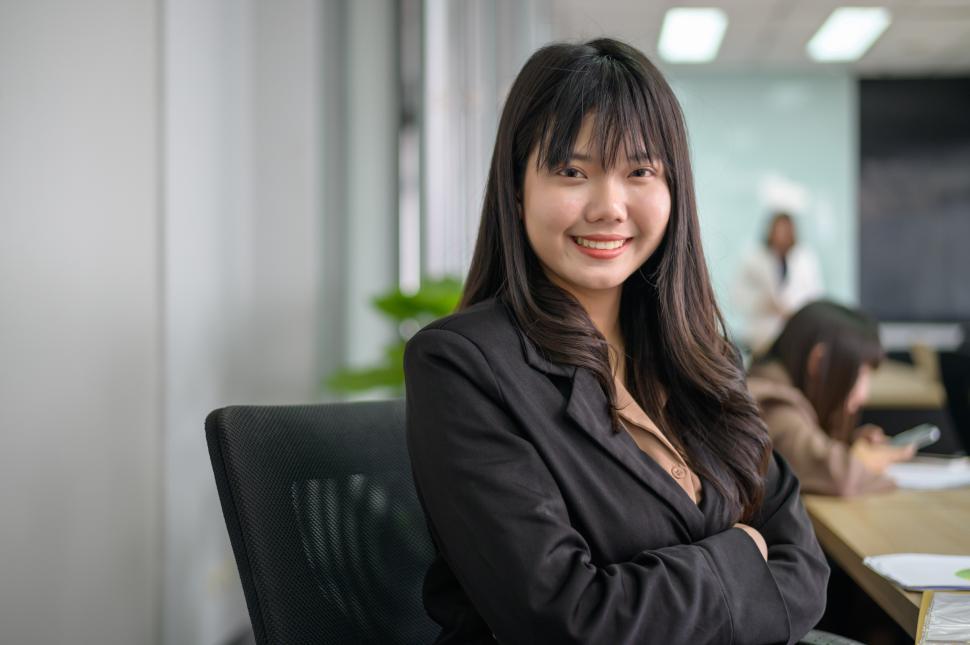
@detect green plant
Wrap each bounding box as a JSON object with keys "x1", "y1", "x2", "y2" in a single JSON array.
[{"x1": 325, "y1": 276, "x2": 463, "y2": 395}]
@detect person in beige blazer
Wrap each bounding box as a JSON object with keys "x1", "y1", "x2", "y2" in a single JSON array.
[{"x1": 747, "y1": 301, "x2": 915, "y2": 496}]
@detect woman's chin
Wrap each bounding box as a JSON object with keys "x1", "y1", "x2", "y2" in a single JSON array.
[{"x1": 569, "y1": 275, "x2": 630, "y2": 293}]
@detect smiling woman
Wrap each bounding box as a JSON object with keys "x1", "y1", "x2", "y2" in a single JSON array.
[{"x1": 404, "y1": 37, "x2": 830, "y2": 645}]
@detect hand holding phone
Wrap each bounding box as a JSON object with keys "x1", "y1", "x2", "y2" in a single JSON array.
[
  {"x1": 889, "y1": 423, "x2": 941, "y2": 450},
  {"x1": 852, "y1": 439, "x2": 916, "y2": 473}
]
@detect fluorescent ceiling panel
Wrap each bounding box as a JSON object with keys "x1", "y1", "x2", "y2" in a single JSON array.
[
  {"x1": 657, "y1": 8, "x2": 728, "y2": 63},
  {"x1": 807, "y1": 7, "x2": 892, "y2": 62}
]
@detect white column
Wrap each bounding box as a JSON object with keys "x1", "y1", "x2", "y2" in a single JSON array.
[
  {"x1": 343, "y1": 0, "x2": 400, "y2": 367},
  {"x1": 0, "y1": 1, "x2": 162, "y2": 643}
]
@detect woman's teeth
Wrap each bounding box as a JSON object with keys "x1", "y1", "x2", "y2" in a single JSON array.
[{"x1": 574, "y1": 237, "x2": 626, "y2": 250}]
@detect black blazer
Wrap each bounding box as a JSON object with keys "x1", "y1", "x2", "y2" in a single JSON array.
[{"x1": 404, "y1": 297, "x2": 829, "y2": 645}]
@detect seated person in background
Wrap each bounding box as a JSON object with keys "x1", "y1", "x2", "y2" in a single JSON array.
[
  {"x1": 733, "y1": 212, "x2": 824, "y2": 355},
  {"x1": 747, "y1": 301, "x2": 915, "y2": 496}
]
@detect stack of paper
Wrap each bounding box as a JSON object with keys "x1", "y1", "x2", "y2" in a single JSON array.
[
  {"x1": 864, "y1": 554, "x2": 970, "y2": 591},
  {"x1": 887, "y1": 456, "x2": 970, "y2": 490}
]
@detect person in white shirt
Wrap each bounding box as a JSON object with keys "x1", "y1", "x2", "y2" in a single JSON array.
[{"x1": 733, "y1": 212, "x2": 824, "y2": 354}]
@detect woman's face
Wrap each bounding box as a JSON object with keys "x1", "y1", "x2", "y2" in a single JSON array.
[
  {"x1": 768, "y1": 218, "x2": 795, "y2": 255},
  {"x1": 845, "y1": 364, "x2": 872, "y2": 414},
  {"x1": 521, "y1": 115, "x2": 671, "y2": 302}
]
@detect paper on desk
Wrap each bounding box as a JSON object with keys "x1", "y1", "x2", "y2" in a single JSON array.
[
  {"x1": 887, "y1": 457, "x2": 970, "y2": 490},
  {"x1": 864, "y1": 554, "x2": 970, "y2": 591}
]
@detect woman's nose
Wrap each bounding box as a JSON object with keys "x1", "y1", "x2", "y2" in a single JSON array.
[{"x1": 585, "y1": 178, "x2": 627, "y2": 223}]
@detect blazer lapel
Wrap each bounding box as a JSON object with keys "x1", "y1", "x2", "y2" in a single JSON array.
[
  {"x1": 566, "y1": 368, "x2": 705, "y2": 529},
  {"x1": 516, "y1": 326, "x2": 705, "y2": 532}
]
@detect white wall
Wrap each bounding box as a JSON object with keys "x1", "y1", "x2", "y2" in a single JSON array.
[
  {"x1": 162, "y1": 0, "x2": 252, "y2": 642},
  {"x1": 0, "y1": 1, "x2": 161, "y2": 643},
  {"x1": 671, "y1": 73, "x2": 858, "y2": 331},
  {"x1": 162, "y1": 0, "x2": 327, "y2": 643}
]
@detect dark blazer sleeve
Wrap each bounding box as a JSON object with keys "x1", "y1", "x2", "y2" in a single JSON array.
[
  {"x1": 748, "y1": 451, "x2": 831, "y2": 639},
  {"x1": 406, "y1": 327, "x2": 825, "y2": 645}
]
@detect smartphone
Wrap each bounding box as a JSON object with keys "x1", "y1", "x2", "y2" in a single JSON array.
[{"x1": 889, "y1": 423, "x2": 941, "y2": 450}]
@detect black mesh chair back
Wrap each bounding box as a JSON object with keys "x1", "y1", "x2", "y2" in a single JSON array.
[{"x1": 205, "y1": 400, "x2": 439, "y2": 644}]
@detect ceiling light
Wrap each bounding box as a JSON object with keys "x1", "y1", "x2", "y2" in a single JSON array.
[
  {"x1": 657, "y1": 8, "x2": 728, "y2": 63},
  {"x1": 807, "y1": 7, "x2": 891, "y2": 62}
]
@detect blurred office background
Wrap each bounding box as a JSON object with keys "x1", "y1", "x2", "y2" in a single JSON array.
[{"x1": 1, "y1": 0, "x2": 968, "y2": 643}]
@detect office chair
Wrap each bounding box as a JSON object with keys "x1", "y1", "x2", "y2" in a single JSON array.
[
  {"x1": 206, "y1": 400, "x2": 439, "y2": 644},
  {"x1": 940, "y1": 350, "x2": 970, "y2": 454},
  {"x1": 207, "y1": 400, "x2": 860, "y2": 645}
]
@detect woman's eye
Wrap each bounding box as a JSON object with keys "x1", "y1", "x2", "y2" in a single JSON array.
[
  {"x1": 556, "y1": 167, "x2": 585, "y2": 179},
  {"x1": 631, "y1": 167, "x2": 656, "y2": 178}
]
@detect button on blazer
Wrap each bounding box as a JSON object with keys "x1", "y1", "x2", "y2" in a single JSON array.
[{"x1": 404, "y1": 297, "x2": 829, "y2": 645}]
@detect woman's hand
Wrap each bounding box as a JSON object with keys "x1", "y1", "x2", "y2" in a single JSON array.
[
  {"x1": 850, "y1": 438, "x2": 916, "y2": 474},
  {"x1": 851, "y1": 423, "x2": 888, "y2": 444},
  {"x1": 733, "y1": 523, "x2": 768, "y2": 561}
]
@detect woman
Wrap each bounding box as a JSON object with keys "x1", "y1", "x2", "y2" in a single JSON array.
[
  {"x1": 405, "y1": 38, "x2": 828, "y2": 644},
  {"x1": 747, "y1": 301, "x2": 915, "y2": 497},
  {"x1": 733, "y1": 212, "x2": 824, "y2": 354}
]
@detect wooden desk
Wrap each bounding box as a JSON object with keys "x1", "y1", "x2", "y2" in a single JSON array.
[{"x1": 802, "y1": 488, "x2": 970, "y2": 639}]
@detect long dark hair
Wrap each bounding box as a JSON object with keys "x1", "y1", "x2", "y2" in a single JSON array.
[
  {"x1": 762, "y1": 300, "x2": 884, "y2": 442},
  {"x1": 460, "y1": 38, "x2": 771, "y2": 523}
]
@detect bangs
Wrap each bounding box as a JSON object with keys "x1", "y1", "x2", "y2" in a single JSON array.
[{"x1": 531, "y1": 55, "x2": 667, "y2": 172}]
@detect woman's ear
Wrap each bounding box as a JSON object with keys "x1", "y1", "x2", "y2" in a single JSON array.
[{"x1": 806, "y1": 342, "x2": 826, "y2": 379}]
